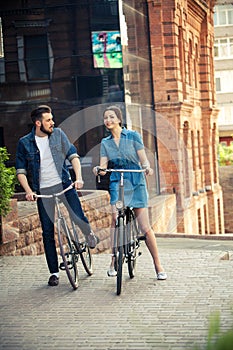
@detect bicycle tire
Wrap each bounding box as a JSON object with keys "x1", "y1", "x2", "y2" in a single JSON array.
[
  {"x1": 127, "y1": 209, "x2": 138, "y2": 278},
  {"x1": 116, "y1": 216, "x2": 124, "y2": 295},
  {"x1": 57, "y1": 218, "x2": 79, "y2": 290},
  {"x1": 70, "y1": 221, "x2": 93, "y2": 276},
  {"x1": 80, "y1": 244, "x2": 93, "y2": 275}
]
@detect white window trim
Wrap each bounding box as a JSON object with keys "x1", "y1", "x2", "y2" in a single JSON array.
[
  {"x1": 214, "y1": 5, "x2": 233, "y2": 27},
  {"x1": 214, "y1": 37, "x2": 233, "y2": 59},
  {"x1": 17, "y1": 35, "x2": 27, "y2": 82}
]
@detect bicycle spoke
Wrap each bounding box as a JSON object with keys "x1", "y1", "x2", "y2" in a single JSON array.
[
  {"x1": 71, "y1": 221, "x2": 93, "y2": 276},
  {"x1": 58, "y1": 218, "x2": 79, "y2": 290},
  {"x1": 127, "y1": 209, "x2": 139, "y2": 278},
  {"x1": 75, "y1": 241, "x2": 93, "y2": 275}
]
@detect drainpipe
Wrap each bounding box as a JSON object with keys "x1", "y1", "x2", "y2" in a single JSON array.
[{"x1": 145, "y1": 0, "x2": 161, "y2": 195}]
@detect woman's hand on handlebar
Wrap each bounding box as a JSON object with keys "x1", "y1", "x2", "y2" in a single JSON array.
[
  {"x1": 93, "y1": 166, "x2": 106, "y2": 176},
  {"x1": 145, "y1": 167, "x2": 154, "y2": 176}
]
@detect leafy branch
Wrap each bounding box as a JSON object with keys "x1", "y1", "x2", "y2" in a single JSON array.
[
  {"x1": 218, "y1": 143, "x2": 233, "y2": 166},
  {"x1": 0, "y1": 147, "x2": 17, "y2": 217}
]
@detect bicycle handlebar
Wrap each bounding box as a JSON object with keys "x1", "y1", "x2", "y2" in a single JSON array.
[
  {"x1": 96, "y1": 167, "x2": 146, "y2": 174},
  {"x1": 34, "y1": 183, "x2": 74, "y2": 199}
]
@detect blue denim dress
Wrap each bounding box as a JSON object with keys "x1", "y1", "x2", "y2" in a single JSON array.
[{"x1": 100, "y1": 128, "x2": 148, "y2": 208}]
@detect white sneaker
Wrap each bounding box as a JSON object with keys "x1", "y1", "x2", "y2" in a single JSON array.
[
  {"x1": 157, "y1": 272, "x2": 167, "y2": 280},
  {"x1": 107, "y1": 266, "x2": 117, "y2": 277}
]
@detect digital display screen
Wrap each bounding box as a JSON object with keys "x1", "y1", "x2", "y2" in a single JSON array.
[{"x1": 91, "y1": 30, "x2": 123, "y2": 68}]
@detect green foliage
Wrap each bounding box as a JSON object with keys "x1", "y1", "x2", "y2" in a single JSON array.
[
  {"x1": 192, "y1": 310, "x2": 233, "y2": 350},
  {"x1": 0, "y1": 147, "x2": 17, "y2": 217},
  {"x1": 218, "y1": 143, "x2": 233, "y2": 166}
]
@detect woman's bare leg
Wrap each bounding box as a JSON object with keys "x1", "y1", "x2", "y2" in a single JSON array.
[{"x1": 134, "y1": 207, "x2": 165, "y2": 274}]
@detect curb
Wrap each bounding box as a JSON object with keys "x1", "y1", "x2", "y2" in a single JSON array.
[{"x1": 155, "y1": 233, "x2": 233, "y2": 241}]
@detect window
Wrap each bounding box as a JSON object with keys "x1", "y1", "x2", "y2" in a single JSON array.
[
  {"x1": 24, "y1": 35, "x2": 50, "y2": 80},
  {"x1": 215, "y1": 70, "x2": 233, "y2": 93},
  {"x1": 214, "y1": 38, "x2": 233, "y2": 58},
  {"x1": 218, "y1": 105, "x2": 233, "y2": 126},
  {"x1": 90, "y1": 0, "x2": 119, "y2": 31},
  {"x1": 76, "y1": 75, "x2": 103, "y2": 100},
  {"x1": 91, "y1": 0, "x2": 118, "y2": 18},
  {"x1": 215, "y1": 77, "x2": 221, "y2": 92},
  {"x1": 214, "y1": 5, "x2": 233, "y2": 26}
]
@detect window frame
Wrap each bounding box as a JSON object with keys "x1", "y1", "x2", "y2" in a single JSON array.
[
  {"x1": 214, "y1": 37, "x2": 233, "y2": 59},
  {"x1": 24, "y1": 34, "x2": 50, "y2": 81},
  {"x1": 214, "y1": 5, "x2": 233, "y2": 26}
]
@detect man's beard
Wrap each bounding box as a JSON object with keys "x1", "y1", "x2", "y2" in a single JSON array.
[{"x1": 40, "y1": 123, "x2": 53, "y2": 136}]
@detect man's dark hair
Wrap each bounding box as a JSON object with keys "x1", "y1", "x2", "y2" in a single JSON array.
[{"x1": 31, "y1": 105, "x2": 51, "y2": 124}]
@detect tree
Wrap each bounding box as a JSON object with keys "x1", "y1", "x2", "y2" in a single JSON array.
[
  {"x1": 218, "y1": 143, "x2": 233, "y2": 166},
  {"x1": 0, "y1": 147, "x2": 17, "y2": 217}
]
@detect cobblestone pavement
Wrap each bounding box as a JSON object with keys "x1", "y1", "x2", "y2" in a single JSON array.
[{"x1": 1, "y1": 237, "x2": 233, "y2": 350}]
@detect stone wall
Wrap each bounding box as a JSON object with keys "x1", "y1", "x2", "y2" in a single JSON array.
[{"x1": 0, "y1": 190, "x2": 176, "y2": 256}]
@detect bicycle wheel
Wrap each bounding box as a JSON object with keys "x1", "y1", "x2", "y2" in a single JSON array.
[
  {"x1": 71, "y1": 222, "x2": 93, "y2": 276},
  {"x1": 127, "y1": 209, "x2": 138, "y2": 278},
  {"x1": 57, "y1": 218, "x2": 79, "y2": 290},
  {"x1": 79, "y1": 243, "x2": 93, "y2": 275},
  {"x1": 116, "y1": 216, "x2": 124, "y2": 296}
]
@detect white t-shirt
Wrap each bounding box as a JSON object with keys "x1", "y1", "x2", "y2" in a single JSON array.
[{"x1": 35, "y1": 135, "x2": 61, "y2": 188}]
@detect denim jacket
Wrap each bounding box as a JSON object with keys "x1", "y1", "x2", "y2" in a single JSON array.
[{"x1": 16, "y1": 127, "x2": 79, "y2": 191}]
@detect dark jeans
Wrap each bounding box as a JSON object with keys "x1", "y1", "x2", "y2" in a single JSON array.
[{"x1": 37, "y1": 182, "x2": 91, "y2": 274}]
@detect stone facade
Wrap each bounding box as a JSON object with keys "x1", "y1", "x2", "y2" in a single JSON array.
[
  {"x1": 0, "y1": 190, "x2": 176, "y2": 256},
  {"x1": 0, "y1": 199, "x2": 19, "y2": 246},
  {"x1": 145, "y1": 0, "x2": 224, "y2": 235}
]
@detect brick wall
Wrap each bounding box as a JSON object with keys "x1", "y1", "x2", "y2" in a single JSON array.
[{"x1": 0, "y1": 190, "x2": 176, "y2": 256}]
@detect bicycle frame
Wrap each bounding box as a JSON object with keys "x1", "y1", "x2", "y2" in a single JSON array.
[
  {"x1": 96, "y1": 167, "x2": 146, "y2": 295},
  {"x1": 35, "y1": 184, "x2": 93, "y2": 290},
  {"x1": 54, "y1": 195, "x2": 75, "y2": 245}
]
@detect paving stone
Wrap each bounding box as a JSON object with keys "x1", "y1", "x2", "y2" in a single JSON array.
[{"x1": 0, "y1": 237, "x2": 233, "y2": 350}]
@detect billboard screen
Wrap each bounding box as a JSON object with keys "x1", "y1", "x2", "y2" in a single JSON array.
[{"x1": 91, "y1": 30, "x2": 123, "y2": 68}]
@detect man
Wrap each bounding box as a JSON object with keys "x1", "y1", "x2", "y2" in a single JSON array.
[{"x1": 16, "y1": 105, "x2": 98, "y2": 286}]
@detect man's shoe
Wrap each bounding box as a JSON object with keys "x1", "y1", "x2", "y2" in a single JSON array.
[
  {"x1": 86, "y1": 232, "x2": 99, "y2": 249},
  {"x1": 48, "y1": 275, "x2": 59, "y2": 286}
]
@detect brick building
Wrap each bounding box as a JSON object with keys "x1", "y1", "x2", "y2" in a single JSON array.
[
  {"x1": 0, "y1": 0, "x2": 224, "y2": 235},
  {"x1": 214, "y1": 1, "x2": 233, "y2": 146}
]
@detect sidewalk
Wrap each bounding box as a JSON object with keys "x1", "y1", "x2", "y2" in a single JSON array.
[{"x1": 0, "y1": 237, "x2": 233, "y2": 350}]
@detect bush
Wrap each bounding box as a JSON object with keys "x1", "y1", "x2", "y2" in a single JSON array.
[
  {"x1": 218, "y1": 143, "x2": 233, "y2": 166},
  {"x1": 192, "y1": 310, "x2": 233, "y2": 350},
  {"x1": 0, "y1": 147, "x2": 17, "y2": 217}
]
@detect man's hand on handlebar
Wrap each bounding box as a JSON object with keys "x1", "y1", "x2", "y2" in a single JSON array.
[
  {"x1": 74, "y1": 179, "x2": 84, "y2": 190},
  {"x1": 25, "y1": 192, "x2": 37, "y2": 201}
]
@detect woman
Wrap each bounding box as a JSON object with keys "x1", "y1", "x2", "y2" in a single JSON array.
[{"x1": 94, "y1": 105, "x2": 167, "y2": 280}]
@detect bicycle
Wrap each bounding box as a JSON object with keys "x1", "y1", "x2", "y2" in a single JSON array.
[
  {"x1": 96, "y1": 167, "x2": 146, "y2": 295},
  {"x1": 35, "y1": 183, "x2": 93, "y2": 290}
]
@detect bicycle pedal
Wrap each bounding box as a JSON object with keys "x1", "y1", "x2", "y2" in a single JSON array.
[
  {"x1": 137, "y1": 235, "x2": 146, "y2": 241},
  {"x1": 59, "y1": 262, "x2": 66, "y2": 270},
  {"x1": 59, "y1": 261, "x2": 73, "y2": 270}
]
